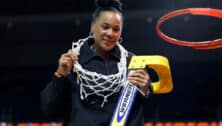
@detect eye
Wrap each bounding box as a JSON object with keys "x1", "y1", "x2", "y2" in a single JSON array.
[
  {"x1": 101, "y1": 24, "x2": 109, "y2": 30},
  {"x1": 113, "y1": 27, "x2": 120, "y2": 32}
]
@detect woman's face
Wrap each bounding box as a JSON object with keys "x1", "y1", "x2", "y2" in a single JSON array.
[{"x1": 91, "y1": 11, "x2": 123, "y2": 52}]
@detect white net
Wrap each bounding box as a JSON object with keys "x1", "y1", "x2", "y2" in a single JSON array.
[{"x1": 72, "y1": 37, "x2": 129, "y2": 107}]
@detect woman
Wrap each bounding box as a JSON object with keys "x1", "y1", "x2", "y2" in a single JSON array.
[{"x1": 41, "y1": 0, "x2": 152, "y2": 125}]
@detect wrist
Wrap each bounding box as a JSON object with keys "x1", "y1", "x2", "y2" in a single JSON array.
[
  {"x1": 140, "y1": 84, "x2": 153, "y2": 96},
  {"x1": 142, "y1": 87, "x2": 150, "y2": 96},
  {"x1": 54, "y1": 71, "x2": 67, "y2": 78}
]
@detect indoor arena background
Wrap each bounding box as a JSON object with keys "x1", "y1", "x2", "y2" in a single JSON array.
[{"x1": 0, "y1": 0, "x2": 222, "y2": 125}]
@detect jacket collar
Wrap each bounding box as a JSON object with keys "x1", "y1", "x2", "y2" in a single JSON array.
[{"x1": 78, "y1": 37, "x2": 121, "y2": 64}]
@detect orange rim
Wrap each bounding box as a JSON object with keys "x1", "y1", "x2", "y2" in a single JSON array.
[{"x1": 156, "y1": 8, "x2": 222, "y2": 50}]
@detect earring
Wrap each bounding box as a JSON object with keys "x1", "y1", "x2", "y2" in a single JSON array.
[
  {"x1": 118, "y1": 37, "x2": 123, "y2": 44},
  {"x1": 89, "y1": 32, "x2": 93, "y2": 37}
]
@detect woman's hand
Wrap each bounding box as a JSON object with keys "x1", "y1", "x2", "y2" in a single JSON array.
[
  {"x1": 128, "y1": 69, "x2": 151, "y2": 95},
  {"x1": 55, "y1": 50, "x2": 79, "y2": 77}
]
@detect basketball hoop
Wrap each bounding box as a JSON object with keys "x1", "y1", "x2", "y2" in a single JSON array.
[{"x1": 156, "y1": 8, "x2": 222, "y2": 50}]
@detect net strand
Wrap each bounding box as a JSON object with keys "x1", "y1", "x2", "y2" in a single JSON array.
[{"x1": 72, "y1": 36, "x2": 128, "y2": 107}]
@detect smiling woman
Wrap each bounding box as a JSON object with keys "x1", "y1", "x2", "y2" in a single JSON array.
[
  {"x1": 91, "y1": 11, "x2": 123, "y2": 58},
  {"x1": 40, "y1": 0, "x2": 153, "y2": 126}
]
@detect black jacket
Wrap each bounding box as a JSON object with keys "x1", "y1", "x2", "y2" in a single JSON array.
[{"x1": 41, "y1": 38, "x2": 149, "y2": 126}]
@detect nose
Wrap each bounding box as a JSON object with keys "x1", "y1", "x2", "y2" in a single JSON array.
[{"x1": 106, "y1": 29, "x2": 114, "y2": 37}]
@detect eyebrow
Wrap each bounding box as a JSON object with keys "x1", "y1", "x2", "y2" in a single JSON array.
[{"x1": 102, "y1": 22, "x2": 121, "y2": 28}]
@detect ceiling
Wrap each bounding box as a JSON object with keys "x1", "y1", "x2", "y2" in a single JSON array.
[{"x1": 1, "y1": 0, "x2": 222, "y2": 16}]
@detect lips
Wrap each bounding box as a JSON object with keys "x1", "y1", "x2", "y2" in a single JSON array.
[{"x1": 103, "y1": 39, "x2": 115, "y2": 46}]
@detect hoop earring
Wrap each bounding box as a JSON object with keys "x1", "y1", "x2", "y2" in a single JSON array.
[
  {"x1": 89, "y1": 32, "x2": 93, "y2": 37},
  {"x1": 118, "y1": 37, "x2": 123, "y2": 44}
]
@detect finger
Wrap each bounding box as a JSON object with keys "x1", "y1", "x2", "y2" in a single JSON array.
[
  {"x1": 62, "y1": 53, "x2": 78, "y2": 64},
  {"x1": 128, "y1": 79, "x2": 138, "y2": 86},
  {"x1": 61, "y1": 57, "x2": 74, "y2": 65},
  {"x1": 59, "y1": 56, "x2": 73, "y2": 67},
  {"x1": 59, "y1": 58, "x2": 73, "y2": 70},
  {"x1": 60, "y1": 61, "x2": 70, "y2": 70},
  {"x1": 134, "y1": 69, "x2": 148, "y2": 76},
  {"x1": 128, "y1": 76, "x2": 148, "y2": 85},
  {"x1": 60, "y1": 59, "x2": 71, "y2": 67},
  {"x1": 128, "y1": 72, "x2": 146, "y2": 80},
  {"x1": 67, "y1": 54, "x2": 77, "y2": 64},
  {"x1": 131, "y1": 70, "x2": 149, "y2": 80},
  {"x1": 128, "y1": 78, "x2": 146, "y2": 88},
  {"x1": 68, "y1": 53, "x2": 79, "y2": 63}
]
